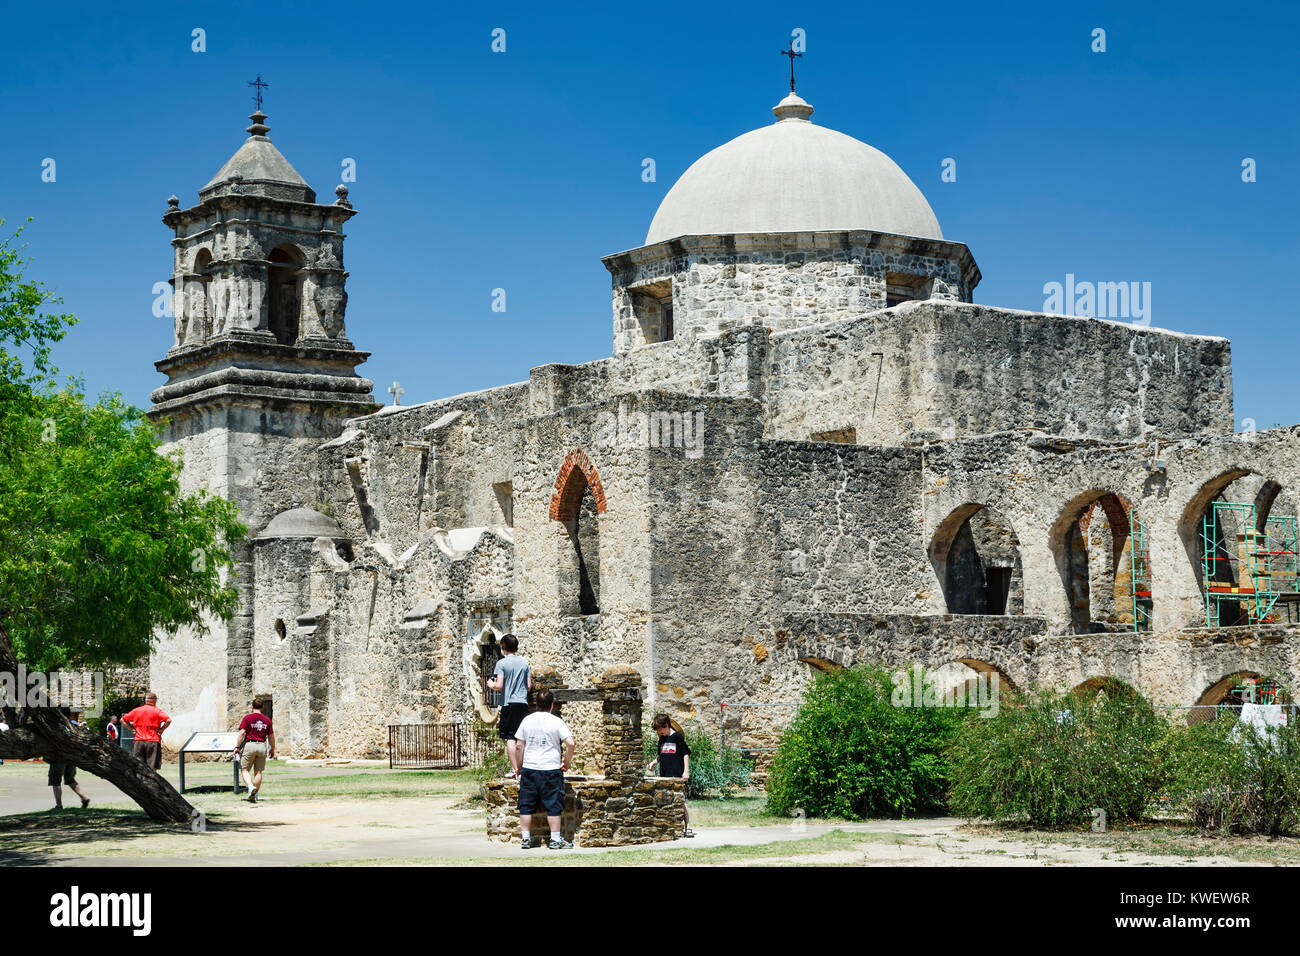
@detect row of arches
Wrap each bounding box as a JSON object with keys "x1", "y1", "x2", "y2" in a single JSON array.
[
  {"x1": 931, "y1": 469, "x2": 1297, "y2": 632},
  {"x1": 797, "y1": 656, "x2": 1287, "y2": 727},
  {"x1": 541, "y1": 445, "x2": 1296, "y2": 633}
]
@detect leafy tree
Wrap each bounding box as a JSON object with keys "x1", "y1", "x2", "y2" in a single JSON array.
[{"x1": 0, "y1": 223, "x2": 246, "y2": 821}]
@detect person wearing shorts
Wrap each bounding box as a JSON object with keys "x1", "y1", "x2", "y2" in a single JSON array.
[
  {"x1": 122, "y1": 693, "x2": 171, "y2": 770},
  {"x1": 485, "y1": 634, "x2": 530, "y2": 778},
  {"x1": 233, "y1": 697, "x2": 275, "y2": 803},
  {"x1": 514, "y1": 689, "x2": 575, "y2": 850},
  {"x1": 47, "y1": 707, "x2": 89, "y2": 810}
]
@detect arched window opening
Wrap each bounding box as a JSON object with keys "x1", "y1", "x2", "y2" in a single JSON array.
[
  {"x1": 1055, "y1": 492, "x2": 1148, "y2": 634},
  {"x1": 550, "y1": 450, "x2": 606, "y2": 617},
  {"x1": 267, "y1": 245, "x2": 303, "y2": 345},
  {"x1": 930, "y1": 504, "x2": 1023, "y2": 615},
  {"x1": 1187, "y1": 473, "x2": 1298, "y2": 627},
  {"x1": 191, "y1": 248, "x2": 213, "y2": 342},
  {"x1": 1189, "y1": 672, "x2": 1290, "y2": 726},
  {"x1": 930, "y1": 660, "x2": 1014, "y2": 708},
  {"x1": 1070, "y1": 676, "x2": 1140, "y2": 701},
  {"x1": 479, "y1": 631, "x2": 503, "y2": 708}
]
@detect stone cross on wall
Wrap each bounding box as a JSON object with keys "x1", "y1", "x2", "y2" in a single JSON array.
[{"x1": 388, "y1": 381, "x2": 405, "y2": 406}]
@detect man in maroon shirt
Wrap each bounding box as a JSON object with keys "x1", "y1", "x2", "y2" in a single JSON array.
[
  {"x1": 121, "y1": 693, "x2": 171, "y2": 770},
  {"x1": 233, "y1": 697, "x2": 275, "y2": 803}
]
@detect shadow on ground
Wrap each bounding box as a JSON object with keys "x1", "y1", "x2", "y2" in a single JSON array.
[{"x1": 0, "y1": 808, "x2": 272, "y2": 865}]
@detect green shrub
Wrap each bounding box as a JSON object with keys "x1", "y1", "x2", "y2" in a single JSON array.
[
  {"x1": 1161, "y1": 714, "x2": 1300, "y2": 835},
  {"x1": 643, "y1": 723, "x2": 751, "y2": 798},
  {"x1": 467, "y1": 718, "x2": 508, "y2": 800},
  {"x1": 765, "y1": 665, "x2": 973, "y2": 820},
  {"x1": 947, "y1": 686, "x2": 1166, "y2": 827}
]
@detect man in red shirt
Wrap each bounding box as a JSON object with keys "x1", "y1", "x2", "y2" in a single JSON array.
[
  {"x1": 121, "y1": 693, "x2": 172, "y2": 770},
  {"x1": 232, "y1": 697, "x2": 275, "y2": 803}
]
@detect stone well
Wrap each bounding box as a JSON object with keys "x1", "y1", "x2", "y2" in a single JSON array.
[{"x1": 485, "y1": 666, "x2": 686, "y2": 846}]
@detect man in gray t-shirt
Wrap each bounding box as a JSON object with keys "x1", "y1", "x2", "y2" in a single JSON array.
[{"x1": 486, "y1": 634, "x2": 531, "y2": 777}]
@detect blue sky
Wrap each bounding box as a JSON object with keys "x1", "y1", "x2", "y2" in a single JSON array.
[{"x1": 1, "y1": 0, "x2": 1296, "y2": 427}]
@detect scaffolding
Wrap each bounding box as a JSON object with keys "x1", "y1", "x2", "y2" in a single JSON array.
[
  {"x1": 1128, "y1": 507, "x2": 1153, "y2": 631},
  {"x1": 1200, "y1": 502, "x2": 1300, "y2": 626},
  {"x1": 1264, "y1": 515, "x2": 1300, "y2": 623},
  {"x1": 1231, "y1": 675, "x2": 1282, "y2": 705}
]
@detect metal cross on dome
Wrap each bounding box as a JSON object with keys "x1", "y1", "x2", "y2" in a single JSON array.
[
  {"x1": 779, "y1": 44, "x2": 802, "y2": 93},
  {"x1": 248, "y1": 74, "x2": 269, "y2": 111}
]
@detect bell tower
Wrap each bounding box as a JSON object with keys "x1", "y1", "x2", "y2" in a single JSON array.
[
  {"x1": 153, "y1": 108, "x2": 373, "y2": 402},
  {"x1": 148, "y1": 107, "x2": 377, "y2": 730}
]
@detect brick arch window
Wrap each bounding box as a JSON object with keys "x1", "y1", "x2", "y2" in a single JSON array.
[
  {"x1": 548, "y1": 450, "x2": 607, "y2": 522},
  {"x1": 549, "y1": 450, "x2": 606, "y2": 616}
]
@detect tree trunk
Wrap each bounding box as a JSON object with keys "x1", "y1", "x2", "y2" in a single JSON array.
[{"x1": 0, "y1": 625, "x2": 195, "y2": 822}]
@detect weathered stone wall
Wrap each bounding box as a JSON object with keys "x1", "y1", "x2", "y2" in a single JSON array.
[
  {"x1": 765, "y1": 301, "x2": 1234, "y2": 445},
  {"x1": 604, "y1": 231, "x2": 976, "y2": 352},
  {"x1": 734, "y1": 612, "x2": 1300, "y2": 711},
  {"x1": 529, "y1": 299, "x2": 1232, "y2": 452},
  {"x1": 920, "y1": 424, "x2": 1300, "y2": 632},
  {"x1": 150, "y1": 397, "x2": 365, "y2": 745},
  {"x1": 486, "y1": 776, "x2": 686, "y2": 845}
]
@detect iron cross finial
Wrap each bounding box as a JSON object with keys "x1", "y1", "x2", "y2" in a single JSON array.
[
  {"x1": 248, "y1": 75, "x2": 269, "y2": 111},
  {"x1": 779, "y1": 45, "x2": 802, "y2": 93}
]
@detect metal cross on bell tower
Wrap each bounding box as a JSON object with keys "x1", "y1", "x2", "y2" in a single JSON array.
[
  {"x1": 779, "y1": 44, "x2": 802, "y2": 93},
  {"x1": 248, "y1": 74, "x2": 269, "y2": 111}
]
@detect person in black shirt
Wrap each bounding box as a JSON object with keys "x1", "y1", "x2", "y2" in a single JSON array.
[{"x1": 646, "y1": 713, "x2": 693, "y2": 837}]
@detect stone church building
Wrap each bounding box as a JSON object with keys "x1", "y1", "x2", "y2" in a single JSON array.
[{"x1": 147, "y1": 91, "x2": 1300, "y2": 761}]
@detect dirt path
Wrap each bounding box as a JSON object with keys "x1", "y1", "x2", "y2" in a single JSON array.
[
  {"x1": 20, "y1": 800, "x2": 1254, "y2": 867},
  {"x1": 0, "y1": 762, "x2": 1275, "y2": 866}
]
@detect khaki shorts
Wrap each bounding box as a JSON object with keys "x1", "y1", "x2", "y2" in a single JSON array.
[{"x1": 240, "y1": 741, "x2": 268, "y2": 773}]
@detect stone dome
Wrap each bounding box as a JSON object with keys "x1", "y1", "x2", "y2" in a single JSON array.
[
  {"x1": 257, "y1": 508, "x2": 345, "y2": 540},
  {"x1": 644, "y1": 93, "x2": 941, "y2": 245}
]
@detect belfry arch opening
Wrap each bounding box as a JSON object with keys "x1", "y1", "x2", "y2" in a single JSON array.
[
  {"x1": 191, "y1": 248, "x2": 213, "y2": 341},
  {"x1": 267, "y1": 244, "x2": 304, "y2": 345},
  {"x1": 930, "y1": 504, "x2": 1023, "y2": 615},
  {"x1": 549, "y1": 451, "x2": 607, "y2": 616}
]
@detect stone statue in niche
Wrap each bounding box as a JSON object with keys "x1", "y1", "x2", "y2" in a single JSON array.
[
  {"x1": 313, "y1": 285, "x2": 348, "y2": 338},
  {"x1": 238, "y1": 233, "x2": 265, "y2": 262},
  {"x1": 315, "y1": 241, "x2": 340, "y2": 270},
  {"x1": 173, "y1": 284, "x2": 188, "y2": 348}
]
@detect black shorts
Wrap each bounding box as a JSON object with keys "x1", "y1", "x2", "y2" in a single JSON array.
[
  {"x1": 46, "y1": 762, "x2": 76, "y2": 787},
  {"x1": 517, "y1": 768, "x2": 566, "y2": 816},
  {"x1": 498, "y1": 703, "x2": 528, "y2": 741}
]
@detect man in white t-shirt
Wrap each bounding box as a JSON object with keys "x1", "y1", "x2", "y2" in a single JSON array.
[{"x1": 513, "y1": 689, "x2": 576, "y2": 850}]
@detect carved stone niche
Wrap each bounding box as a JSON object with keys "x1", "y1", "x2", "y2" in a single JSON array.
[{"x1": 310, "y1": 281, "x2": 348, "y2": 340}]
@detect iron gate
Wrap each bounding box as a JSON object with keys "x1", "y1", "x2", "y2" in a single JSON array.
[{"x1": 388, "y1": 723, "x2": 466, "y2": 769}]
